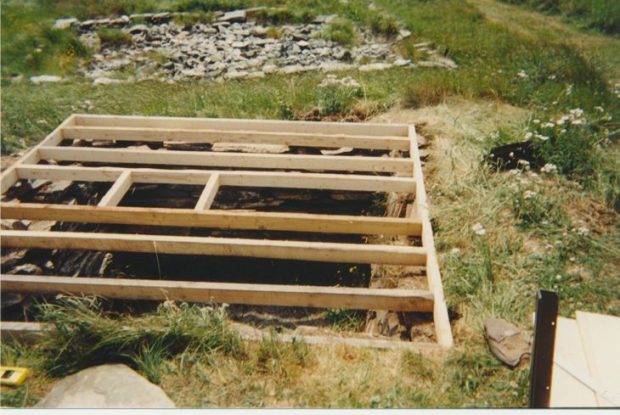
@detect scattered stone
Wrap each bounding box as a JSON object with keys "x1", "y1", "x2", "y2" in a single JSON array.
[
  {"x1": 397, "y1": 29, "x2": 412, "y2": 40},
  {"x1": 93, "y1": 77, "x2": 121, "y2": 85},
  {"x1": 359, "y1": 62, "x2": 393, "y2": 72},
  {"x1": 30, "y1": 75, "x2": 62, "y2": 84},
  {"x1": 251, "y1": 26, "x2": 268, "y2": 37},
  {"x1": 36, "y1": 364, "x2": 176, "y2": 408},
  {"x1": 52, "y1": 17, "x2": 78, "y2": 30},
  {"x1": 212, "y1": 143, "x2": 290, "y2": 154},
  {"x1": 320, "y1": 147, "x2": 354, "y2": 155},
  {"x1": 127, "y1": 24, "x2": 149, "y2": 34},
  {"x1": 394, "y1": 58, "x2": 411, "y2": 67},
  {"x1": 485, "y1": 318, "x2": 532, "y2": 368},
  {"x1": 7, "y1": 263, "x2": 43, "y2": 275}
]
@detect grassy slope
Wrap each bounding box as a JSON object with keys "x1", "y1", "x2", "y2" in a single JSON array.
[{"x1": 1, "y1": 0, "x2": 619, "y2": 408}]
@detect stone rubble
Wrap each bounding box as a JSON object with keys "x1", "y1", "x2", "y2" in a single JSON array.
[{"x1": 49, "y1": 9, "x2": 457, "y2": 83}]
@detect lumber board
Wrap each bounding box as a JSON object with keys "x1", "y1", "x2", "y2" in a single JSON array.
[
  {"x1": 576, "y1": 311, "x2": 620, "y2": 407},
  {"x1": 408, "y1": 126, "x2": 453, "y2": 349},
  {"x1": 0, "y1": 321, "x2": 445, "y2": 352},
  {"x1": 0, "y1": 275, "x2": 434, "y2": 312},
  {"x1": 0, "y1": 115, "x2": 76, "y2": 193},
  {"x1": 14, "y1": 165, "x2": 416, "y2": 193},
  {"x1": 97, "y1": 170, "x2": 132, "y2": 207},
  {"x1": 194, "y1": 173, "x2": 220, "y2": 210},
  {"x1": 39, "y1": 146, "x2": 413, "y2": 174},
  {"x1": 1, "y1": 203, "x2": 422, "y2": 235},
  {"x1": 0, "y1": 230, "x2": 427, "y2": 265},
  {"x1": 72, "y1": 114, "x2": 410, "y2": 137},
  {"x1": 61, "y1": 126, "x2": 411, "y2": 151},
  {"x1": 550, "y1": 317, "x2": 598, "y2": 408}
]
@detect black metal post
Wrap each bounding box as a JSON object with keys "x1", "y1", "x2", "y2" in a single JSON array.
[{"x1": 529, "y1": 289, "x2": 559, "y2": 408}]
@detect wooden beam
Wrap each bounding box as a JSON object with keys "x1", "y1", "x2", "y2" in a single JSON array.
[
  {"x1": 194, "y1": 174, "x2": 220, "y2": 211},
  {"x1": 0, "y1": 275, "x2": 434, "y2": 312},
  {"x1": 0, "y1": 115, "x2": 76, "y2": 194},
  {"x1": 62, "y1": 127, "x2": 410, "y2": 151},
  {"x1": 1, "y1": 203, "x2": 422, "y2": 236},
  {"x1": 15, "y1": 165, "x2": 416, "y2": 193},
  {"x1": 409, "y1": 125, "x2": 453, "y2": 349},
  {"x1": 0, "y1": 230, "x2": 427, "y2": 265},
  {"x1": 98, "y1": 170, "x2": 132, "y2": 207},
  {"x1": 72, "y1": 114, "x2": 409, "y2": 137},
  {"x1": 39, "y1": 146, "x2": 412, "y2": 174}
]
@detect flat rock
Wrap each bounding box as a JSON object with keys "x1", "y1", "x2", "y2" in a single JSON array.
[
  {"x1": 212, "y1": 142, "x2": 290, "y2": 154},
  {"x1": 359, "y1": 62, "x2": 393, "y2": 72},
  {"x1": 52, "y1": 18, "x2": 78, "y2": 30},
  {"x1": 219, "y1": 10, "x2": 246, "y2": 23},
  {"x1": 30, "y1": 75, "x2": 62, "y2": 84},
  {"x1": 93, "y1": 77, "x2": 121, "y2": 85},
  {"x1": 485, "y1": 318, "x2": 531, "y2": 368},
  {"x1": 36, "y1": 364, "x2": 175, "y2": 408}
]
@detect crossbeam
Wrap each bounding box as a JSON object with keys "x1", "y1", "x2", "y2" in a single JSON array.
[
  {"x1": 13, "y1": 165, "x2": 416, "y2": 193},
  {"x1": 0, "y1": 230, "x2": 427, "y2": 265},
  {"x1": 1, "y1": 203, "x2": 422, "y2": 235},
  {"x1": 0, "y1": 275, "x2": 434, "y2": 312},
  {"x1": 39, "y1": 146, "x2": 412, "y2": 174}
]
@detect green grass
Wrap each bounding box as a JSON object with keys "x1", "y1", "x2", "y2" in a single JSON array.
[
  {"x1": 321, "y1": 17, "x2": 358, "y2": 46},
  {"x1": 500, "y1": 0, "x2": 620, "y2": 34},
  {"x1": 97, "y1": 27, "x2": 133, "y2": 48}
]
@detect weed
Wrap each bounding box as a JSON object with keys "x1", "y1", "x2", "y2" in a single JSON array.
[
  {"x1": 37, "y1": 297, "x2": 240, "y2": 377},
  {"x1": 317, "y1": 82, "x2": 362, "y2": 115},
  {"x1": 325, "y1": 308, "x2": 366, "y2": 331},
  {"x1": 253, "y1": 7, "x2": 316, "y2": 25},
  {"x1": 97, "y1": 28, "x2": 133, "y2": 48},
  {"x1": 400, "y1": 351, "x2": 435, "y2": 381},
  {"x1": 322, "y1": 17, "x2": 357, "y2": 46},
  {"x1": 368, "y1": 13, "x2": 400, "y2": 37},
  {"x1": 265, "y1": 26, "x2": 282, "y2": 39},
  {"x1": 255, "y1": 334, "x2": 310, "y2": 377}
]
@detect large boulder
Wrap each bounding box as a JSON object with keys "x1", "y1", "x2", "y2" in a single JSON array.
[{"x1": 36, "y1": 364, "x2": 175, "y2": 408}]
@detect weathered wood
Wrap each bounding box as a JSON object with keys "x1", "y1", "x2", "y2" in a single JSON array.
[
  {"x1": 39, "y1": 146, "x2": 413, "y2": 174},
  {"x1": 0, "y1": 275, "x2": 434, "y2": 312},
  {"x1": 15, "y1": 165, "x2": 416, "y2": 193},
  {"x1": 194, "y1": 174, "x2": 220, "y2": 211},
  {"x1": 98, "y1": 170, "x2": 132, "y2": 207},
  {"x1": 73, "y1": 114, "x2": 410, "y2": 137},
  {"x1": 1, "y1": 230, "x2": 428, "y2": 265},
  {"x1": 409, "y1": 126, "x2": 453, "y2": 349},
  {"x1": 1, "y1": 203, "x2": 422, "y2": 235}
]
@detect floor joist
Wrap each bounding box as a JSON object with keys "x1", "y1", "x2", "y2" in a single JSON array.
[
  {"x1": 1, "y1": 230, "x2": 428, "y2": 265},
  {"x1": 1, "y1": 203, "x2": 422, "y2": 236},
  {"x1": 0, "y1": 275, "x2": 434, "y2": 312}
]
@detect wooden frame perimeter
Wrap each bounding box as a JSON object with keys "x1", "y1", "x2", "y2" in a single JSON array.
[{"x1": 0, "y1": 114, "x2": 453, "y2": 350}]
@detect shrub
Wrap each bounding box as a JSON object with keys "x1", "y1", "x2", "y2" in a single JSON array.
[
  {"x1": 322, "y1": 18, "x2": 357, "y2": 46},
  {"x1": 368, "y1": 13, "x2": 400, "y2": 37},
  {"x1": 317, "y1": 83, "x2": 362, "y2": 115}
]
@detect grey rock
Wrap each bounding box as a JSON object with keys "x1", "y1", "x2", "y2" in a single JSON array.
[
  {"x1": 52, "y1": 18, "x2": 78, "y2": 30},
  {"x1": 398, "y1": 29, "x2": 412, "y2": 40},
  {"x1": 485, "y1": 318, "x2": 531, "y2": 368},
  {"x1": 93, "y1": 77, "x2": 121, "y2": 85},
  {"x1": 30, "y1": 75, "x2": 62, "y2": 84},
  {"x1": 359, "y1": 62, "x2": 393, "y2": 72},
  {"x1": 127, "y1": 24, "x2": 149, "y2": 34},
  {"x1": 219, "y1": 10, "x2": 246, "y2": 23},
  {"x1": 251, "y1": 26, "x2": 268, "y2": 37},
  {"x1": 36, "y1": 364, "x2": 175, "y2": 408}
]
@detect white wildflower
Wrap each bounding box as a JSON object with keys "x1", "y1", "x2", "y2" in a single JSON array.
[
  {"x1": 595, "y1": 106, "x2": 604, "y2": 112},
  {"x1": 509, "y1": 169, "x2": 521, "y2": 176},
  {"x1": 524, "y1": 190, "x2": 537, "y2": 199},
  {"x1": 541, "y1": 163, "x2": 557, "y2": 174},
  {"x1": 571, "y1": 119, "x2": 583, "y2": 125},
  {"x1": 472, "y1": 223, "x2": 486, "y2": 236},
  {"x1": 509, "y1": 151, "x2": 515, "y2": 158},
  {"x1": 569, "y1": 108, "x2": 584, "y2": 117},
  {"x1": 542, "y1": 122, "x2": 555, "y2": 129},
  {"x1": 556, "y1": 115, "x2": 569, "y2": 125},
  {"x1": 524, "y1": 132, "x2": 533, "y2": 140},
  {"x1": 533, "y1": 119, "x2": 540, "y2": 124},
  {"x1": 450, "y1": 248, "x2": 461, "y2": 255},
  {"x1": 534, "y1": 134, "x2": 549, "y2": 141},
  {"x1": 517, "y1": 70, "x2": 528, "y2": 79},
  {"x1": 555, "y1": 274, "x2": 562, "y2": 281},
  {"x1": 548, "y1": 75, "x2": 556, "y2": 80},
  {"x1": 560, "y1": 129, "x2": 567, "y2": 134},
  {"x1": 517, "y1": 159, "x2": 530, "y2": 166},
  {"x1": 565, "y1": 84, "x2": 573, "y2": 95},
  {"x1": 576, "y1": 226, "x2": 589, "y2": 236}
]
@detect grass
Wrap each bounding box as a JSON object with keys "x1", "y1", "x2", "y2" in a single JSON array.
[
  {"x1": 1, "y1": 0, "x2": 619, "y2": 408},
  {"x1": 368, "y1": 12, "x2": 400, "y2": 37},
  {"x1": 97, "y1": 27, "x2": 133, "y2": 48},
  {"x1": 321, "y1": 17, "x2": 358, "y2": 46},
  {"x1": 499, "y1": 0, "x2": 620, "y2": 34}
]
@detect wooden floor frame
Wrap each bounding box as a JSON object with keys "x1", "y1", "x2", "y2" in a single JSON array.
[{"x1": 0, "y1": 114, "x2": 453, "y2": 350}]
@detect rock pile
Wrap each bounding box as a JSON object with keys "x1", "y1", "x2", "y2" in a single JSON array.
[{"x1": 49, "y1": 9, "x2": 457, "y2": 83}]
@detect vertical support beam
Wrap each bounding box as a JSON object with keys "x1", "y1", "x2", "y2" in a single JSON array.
[
  {"x1": 0, "y1": 114, "x2": 77, "y2": 195},
  {"x1": 194, "y1": 173, "x2": 220, "y2": 211},
  {"x1": 529, "y1": 290, "x2": 559, "y2": 408},
  {"x1": 98, "y1": 171, "x2": 132, "y2": 207},
  {"x1": 408, "y1": 125, "x2": 454, "y2": 349}
]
